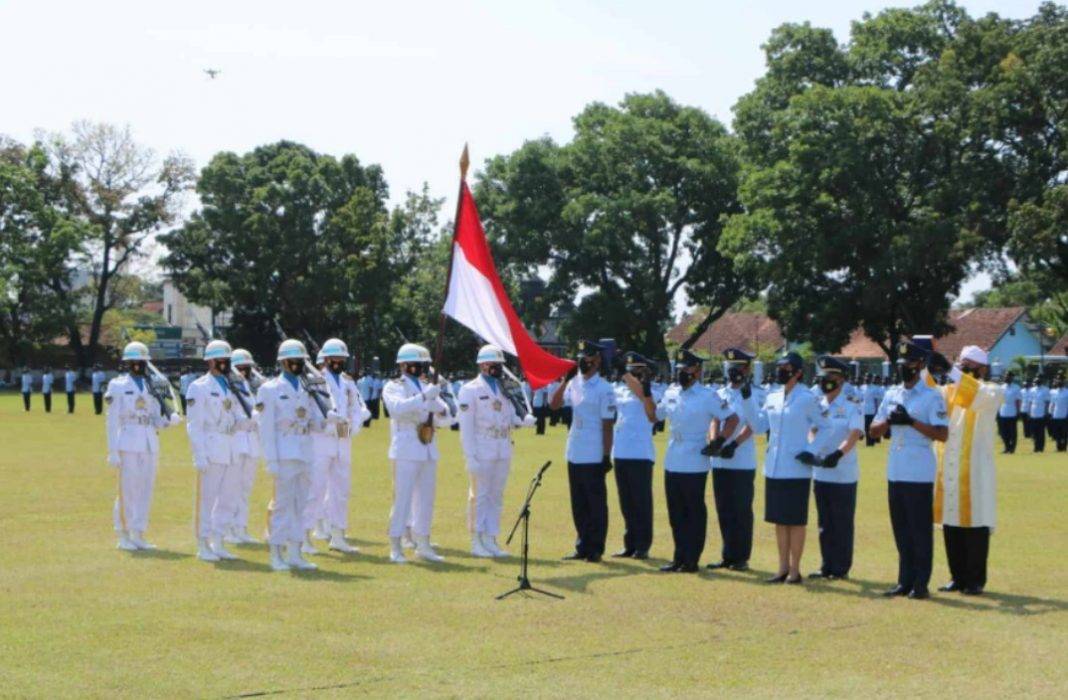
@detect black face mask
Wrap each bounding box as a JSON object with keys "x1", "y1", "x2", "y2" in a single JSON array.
[
  {"x1": 405, "y1": 363, "x2": 428, "y2": 377},
  {"x1": 820, "y1": 376, "x2": 839, "y2": 394},
  {"x1": 129, "y1": 361, "x2": 146, "y2": 376},
  {"x1": 215, "y1": 359, "x2": 232, "y2": 375},
  {"x1": 775, "y1": 367, "x2": 795, "y2": 385},
  {"x1": 960, "y1": 365, "x2": 981, "y2": 378},
  {"x1": 676, "y1": 368, "x2": 695, "y2": 387},
  {"x1": 727, "y1": 366, "x2": 747, "y2": 384},
  {"x1": 283, "y1": 359, "x2": 305, "y2": 374},
  {"x1": 486, "y1": 364, "x2": 503, "y2": 378},
  {"x1": 578, "y1": 358, "x2": 594, "y2": 374},
  {"x1": 328, "y1": 360, "x2": 345, "y2": 374},
  {"x1": 237, "y1": 366, "x2": 252, "y2": 379},
  {"x1": 899, "y1": 364, "x2": 920, "y2": 383}
]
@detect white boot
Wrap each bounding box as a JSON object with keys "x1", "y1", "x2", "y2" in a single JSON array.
[
  {"x1": 485, "y1": 534, "x2": 509, "y2": 558},
  {"x1": 197, "y1": 538, "x2": 220, "y2": 562},
  {"x1": 117, "y1": 530, "x2": 137, "y2": 551},
  {"x1": 211, "y1": 534, "x2": 237, "y2": 560},
  {"x1": 328, "y1": 528, "x2": 359, "y2": 554},
  {"x1": 415, "y1": 535, "x2": 445, "y2": 563},
  {"x1": 269, "y1": 544, "x2": 290, "y2": 571},
  {"x1": 401, "y1": 528, "x2": 416, "y2": 549},
  {"x1": 470, "y1": 533, "x2": 493, "y2": 558},
  {"x1": 223, "y1": 526, "x2": 241, "y2": 545},
  {"x1": 312, "y1": 519, "x2": 329, "y2": 541},
  {"x1": 389, "y1": 536, "x2": 408, "y2": 564},
  {"x1": 286, "y1": 542, "x2": 318, "y2": 570},
  {"x1": 130, "y1": 530, "x2": 155, "y2": 550},
  {"x1": 301, "y1": 532, "x2": 321, "y2": 555},
  {"x1": 236, "y1": 527, "x2": 260, "y2": 545}
]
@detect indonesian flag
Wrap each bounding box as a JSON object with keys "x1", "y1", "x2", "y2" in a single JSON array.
[{"x1": 443, "y1": 181, "x2": 575, "y2": 389}]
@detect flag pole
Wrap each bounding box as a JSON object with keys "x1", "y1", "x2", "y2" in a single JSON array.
[{"x1": 432, "y1": 143, "x2": 469, "y2": 371}]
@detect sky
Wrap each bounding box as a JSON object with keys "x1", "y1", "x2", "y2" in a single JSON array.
[{"x1": 1, "y1": 0, "x2": 1041, "y2": 303}]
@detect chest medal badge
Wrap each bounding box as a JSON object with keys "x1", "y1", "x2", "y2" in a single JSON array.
[
  {"x1": 223, "y1": 398, "x2": 232, "y2": 411},
  {"x1": 296, "y1": 406, "x2": 307, "y2": 419},
  {"x1": 492, "y1": 399, "x2": 502, "y2": 412},
  {"x1": 135, "y1": 397, "x2": 146, "y2": 410}
]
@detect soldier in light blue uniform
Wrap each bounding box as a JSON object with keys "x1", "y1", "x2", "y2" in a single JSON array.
[
  {"x1": 610, "y1": 352, "x2": 658, "y2": 559},
  {"x1": 808, "y1": 356, "x2": 865, "y2": 580},
  {"x1": 550, "y1": 340, "x2": 616, "y2": 562},
  {"x1": 64, "y1": 366, "x2": 78, "y2": 413},
  {"x1": 997, "y1": 372, "x2": 1021, "y2": 453},
  {"x1": 706, "y1": 347, "x2": 758, "y2": 572},
  {"x1": 20, "y1": 367, "x2": 34, "y2": 412},
  {"x1": 869, "y1": 339, "x2": 949, "y2": 599},
  {"x1": 41, "y1": 366, "x2": 54, "y2": 413},
  {"x1": 656, "y1": 350, "x2": 739, "y2": 573},
  {"x1": 741, "y1": 352, "x2": 830, "y2": 584}
]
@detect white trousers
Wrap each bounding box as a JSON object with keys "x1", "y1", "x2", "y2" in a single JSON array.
[
  {"x1": 196, "y1": 460, "x2": 241, "y2": 539},
  {"x1": 323, "y1": 452, "x2": 353, "y2": 530},
  {"x1": 113, "y1": 451, "x2": 157, "y2": 533},
  {"x1": 233, "y1": 453, "x2": 258, "y2": 531},
  {"x1": 389, "y1": 459, "x2": 437, "y2": 538},
  {"x1": 304, "y1": 453, "x2": 330, "y2": 530},
  {"x1": 467, "y1": 458, "x2": 511, "y2": 536},
  {"x1": 268, "y1": 460, "x2": 310, "y2": 546}
]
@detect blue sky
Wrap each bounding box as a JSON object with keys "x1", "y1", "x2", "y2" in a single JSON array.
[{"x1": 1, "y1": 0, "x2": 1040, "y2": 301}]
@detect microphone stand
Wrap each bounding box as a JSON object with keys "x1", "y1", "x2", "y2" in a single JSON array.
[{"x1": 497, "y1": 461, "x2": 563, "y2": 600}]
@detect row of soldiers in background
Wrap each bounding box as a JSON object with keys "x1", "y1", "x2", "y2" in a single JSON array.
[
  {"x1": 105, "y1": 336, "x2": 539, "y2": 570},
  {"x1": 551, "y1": 337, "x2": 1008, "y2": 600},
  {"x1": 15, "y1": 366, "x2": 110, "y2": 414}
]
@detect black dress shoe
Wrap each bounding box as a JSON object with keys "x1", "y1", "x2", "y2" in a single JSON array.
[
  {"x1": 659, "y1": 562, "x2": 682, "y2": 572},
  {"x1": 827, "y1": 573, "x2": 847, "y2": 581},
  {"x1": 882, "y1": 584, "x2": 910, "y2": 597},
  {"x1": 785, "y1": 575, "x2": 803, "y2": 585},
  {"x1": 631, "y1": 550, "x2": 649, "y2": 560},
  {"x1": 961, "y1": 586, "x2": 983, "y2": 596},
  {"x1": 561, "y1": 551, "x2": 585, "y2": 560},
  {"x1": 705, "y1": 560, "x2": 730, "y2": 570},
  {"x1": 611, "y1": 548, "x2": 635, "y2": 558},
  {"x1": 808, "y1": 571, "x2": 828, "y2": 579},
  {"x1": 908, "y1": 587, "x2": 930, "y2": 600},
  {"x1": 938, "y1": 581, "x2": 960, "y2": 592},
  {"x1": 728, "y1": 562, "x2": 749, "y2": 572},
  {"x1": 678, "y1": 563, "x2": 699, "y2": 573},
  {"x1": 586, "y1": 553, "x2": 602, "y2": 563},
  {"x1": 765, "y1": 573, "x2": 788, "y2": 583}
]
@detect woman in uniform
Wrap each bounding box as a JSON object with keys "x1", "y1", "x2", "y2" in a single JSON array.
[{"x1": 610, "y1": 352, "x2": 658, "y2": 559}]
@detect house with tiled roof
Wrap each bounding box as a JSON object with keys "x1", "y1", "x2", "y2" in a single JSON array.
[{"x1": 666, "y1": 311, "x2": 785, "y2": 358}]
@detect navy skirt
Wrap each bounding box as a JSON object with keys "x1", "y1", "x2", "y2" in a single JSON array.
[{"x1": 764, "y1": 477, "x2": 811, "y2": 526}]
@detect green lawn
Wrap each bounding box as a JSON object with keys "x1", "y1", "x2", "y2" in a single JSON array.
[{"x1": 0, "y1": 392, "x2": 1065, "y2": 698}]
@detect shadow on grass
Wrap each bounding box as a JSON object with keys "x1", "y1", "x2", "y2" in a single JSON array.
[{"x1": 128, "y1": 548, "x2": 193, "y2": 561}]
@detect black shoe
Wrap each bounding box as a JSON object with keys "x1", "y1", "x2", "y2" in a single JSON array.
[
  {"x1": 561, "y1": 551, "x2": 585, "y2": 560},
  {"x1": 611, "y1": 548, "x2": 635, "y2": 558},
  {"x1": 678, "y1": 563, "x2": 699, "y2": 573},
  {"x1": 659, "y1": 562, "x2": 682, "y2": 572},
  {"x1": 808, "y1": 571, "x2": 828, "y2": 579},
  {"x1": 631, "y1": 550, "x2": 649, "y2": 560},
  {"x1": 826, "y1": 573, "x2": 847, "y2": 581},
  {"x1": 705, "y1": 560, "x2": 730, "y2": 570},
  {"x1": 938, "y1": 581, "x2": 960, "y2": 592},
  {"x1": 586, "y1": 553, "x2": 602, "y2": 563},
  {"x1": 728, "y1": 562, "x2": 749, "y2": 572},
  {"x1": 785, "y1": 575, "x2": 803, "y2": 585},
  {"x1": 765, "y1": 573, "x2": 788, "y2": 584},
  {"x1": 908, "y1": 587, "x2": 930, "y2": 600},
  {"x1": 882, "y1": 584, "x2": 910, "y2": 597},
  {"x1": 961, "y1": 586, "x2": 984, "y2": 596}
]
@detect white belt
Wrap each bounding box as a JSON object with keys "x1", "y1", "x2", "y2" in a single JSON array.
[
  {"x1": 278, "y1": 420, "x2": 310, "y2": 436},
  {"x1": 477, "y1": 427, "x2": 511, "y2": 440},
  {"x1": 206, "y1": 426, "x2": 236, "y2": 436},
  {"x1": 127, "y1": 416, "x2": 152, "y2": 426}
]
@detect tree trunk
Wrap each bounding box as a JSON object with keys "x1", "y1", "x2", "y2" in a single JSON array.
[{"x1": 679, "y1": 305, "x2": 729, "y2": 352}]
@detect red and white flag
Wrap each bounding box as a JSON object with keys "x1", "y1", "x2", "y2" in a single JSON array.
[{"x1": 442, "y1": 180, "x2": 575, "y2": 389}]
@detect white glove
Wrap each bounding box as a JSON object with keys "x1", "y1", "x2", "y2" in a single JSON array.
[
  {"x1": 423, "y1": 384, "x2": 441, "y2": 401},
  {"x1": 108, "y1": 452, "x2": 120, "y2": 467},
  {"x1": 266, "y1": 461, "x2": 280, "y2": 475},
  {"x1": 169, "y1": 413, "x2": 182, "y2": 426},
  {"x1": 521, "y1": 413, "x2": 537, "y2": 428},
  {"x1": 327, "y1": 409, "x2": 341, "y2": 423}
]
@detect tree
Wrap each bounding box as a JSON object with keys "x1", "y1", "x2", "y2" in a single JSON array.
[
  {"x1": 475, "y1": 91, "x2": 748, "y2": 358},
  {"x1": 971, "y1": 269, "x2": 1067, "y2": 334},
  {"x1": 42, "y1": 122, "x2": 193, "y2": 368},
  {"x1": 0, "y1": 138, "x2": 87, "y2": 366}
]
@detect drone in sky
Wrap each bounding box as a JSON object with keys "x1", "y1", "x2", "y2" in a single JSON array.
[{"x1": 203, "y1": 68, "x2": 222, "y2": 80}]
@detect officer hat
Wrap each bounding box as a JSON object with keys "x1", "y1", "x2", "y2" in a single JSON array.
[
  {"x1": 622, "y1": 351, "x2": 650, "y2": 367},
  {"x1": 776, "y1": 351, "x2": 804, "y2": 370},
  {"x1": 816, "y1": 355, "x2": 850, "y2": 374},
  {"x1": 576, "y1": 339, "x2": 603, "y2": 358},
  {"x1": 675, "y1": 349, "x2": 704, "y2": 367},
  {"x1": 723, "y1": 347, "x2": 754, "y2": 364},
  {"x1": 897, "y1": 339, "x2": 930, "y2": 363}
]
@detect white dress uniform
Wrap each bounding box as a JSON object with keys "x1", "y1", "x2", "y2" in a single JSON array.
[
  {"x1": 230, "y1": 375, "x2": 261, "y2": 540},
  {"x1": 185, "y1": 374, "x2": 246, "y2": 552},
  {"x1": 458, "y1": 374, "x2": 535, "y2": 550},
  {"x1": 257, "y1": 373, "x2": 320, "y2": 549},
  {"x1": 382, "y1": 375, "x2": 456, "y2": 542},
  {"x1": 309, "y1": 370, "x2": 371, "y2": 535},
  {"x1": 105, "y1": 374, "x2": 180, "y2": 546}
]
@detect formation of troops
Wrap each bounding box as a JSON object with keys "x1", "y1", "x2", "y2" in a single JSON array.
[{"x1": 19, "y1": 331, "x2": 1060, "y2": 596}]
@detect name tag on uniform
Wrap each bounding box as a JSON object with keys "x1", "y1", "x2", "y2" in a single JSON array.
[
  {"x1": 279, "y1": 395, "x2": 289, "y2": 400},
  {"x1": 210, "y1": 392, "x2": 220, "y2": 397}
]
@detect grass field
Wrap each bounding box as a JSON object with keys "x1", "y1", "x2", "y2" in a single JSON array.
[{"x1": 0, "y1": 392, "x2": 1065, "y2": 698}]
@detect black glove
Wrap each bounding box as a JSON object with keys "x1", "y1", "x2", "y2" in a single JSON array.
[
  {"x1": 701, "y1": 436, "x2": 727, "y2": 457},
  {"x1": 740, "y1": 381, "x2": 752, "y2": 400},
  {"x1": 795, "y1": 451, "x2": 818, "y2": 466},
  {"x1": 641, "y1": 378, "x2": 652, "y2": 398},
  {"x1": 927, "y1": 351, "x2": 951, "y2": 376},
  {"x1": 602, "y1": 456, "x2": 613, "y2": 474},
  {"x1": 889, "y1": 404, "x2": 914, "y2": 425},
  {"x1": 821, "y1": 449, "x2": 843, "y2": 468},
  {"x1": 718, "y1": 441, "x2": 738, "y2": 459}
]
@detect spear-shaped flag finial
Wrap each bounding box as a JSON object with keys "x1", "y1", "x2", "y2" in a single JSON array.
[{"x1": 460, "y1": 143, "x2": 470, "y2": 181}]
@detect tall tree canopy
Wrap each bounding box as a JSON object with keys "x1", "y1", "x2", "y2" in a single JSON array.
[{"x1": 475, "y1": 91, "x2": 748, "y2": 359}]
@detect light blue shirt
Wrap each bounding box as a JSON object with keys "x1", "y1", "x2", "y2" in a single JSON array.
[
  {"x1": 1050, "y1": 387, "x2": 1068, "y2": 420},
  {"x1": 564, "y1": 374, "x2": 616, "y2": 464},
  {"x1": 998, "y1": 383, "x2": 1021, "y2": 418},
  {"x1": 862, "y1": 384, "x2": 878, "y2": 414},
  {"x1": 41, "y1": 373, "x2": 54, "y2": 392},
  {"x1": 612, "y1": 385, "x2": 655, "y2": 461},
  {"x1": 532, "y1": 386, "x2": 548, "y2": 408},
  {"x1": 711, "y1": 385, "x2": 756, "y2": 471},
  {"x1": 657, "y1": 383, "x2": 736, "y2": 473},
  {"x1": 744, "y1": 383, "x2": 830, "y2": 480},
  {"x1": 21, "y1": 373, "x2": 33, "y2": 392},
  {"x1": 812, "y1": 388, "x2": 864, "y2": 484},
  {"x1": 1029, "y1": 386, "x2": 1050, "y2": 418},
  {"x1": 875, "y1": 381, "x2": 948, "y2": 483},
  {"x1": 91, "y1": 370, "x2": 105, "y2": 393},
  {"x1": 65, "y1": 371, "x2": 77, "y2": 392}
]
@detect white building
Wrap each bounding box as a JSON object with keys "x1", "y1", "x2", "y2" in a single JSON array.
[{"x1": 162, "y1": 280, "x2": 232, "y2": 357}]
